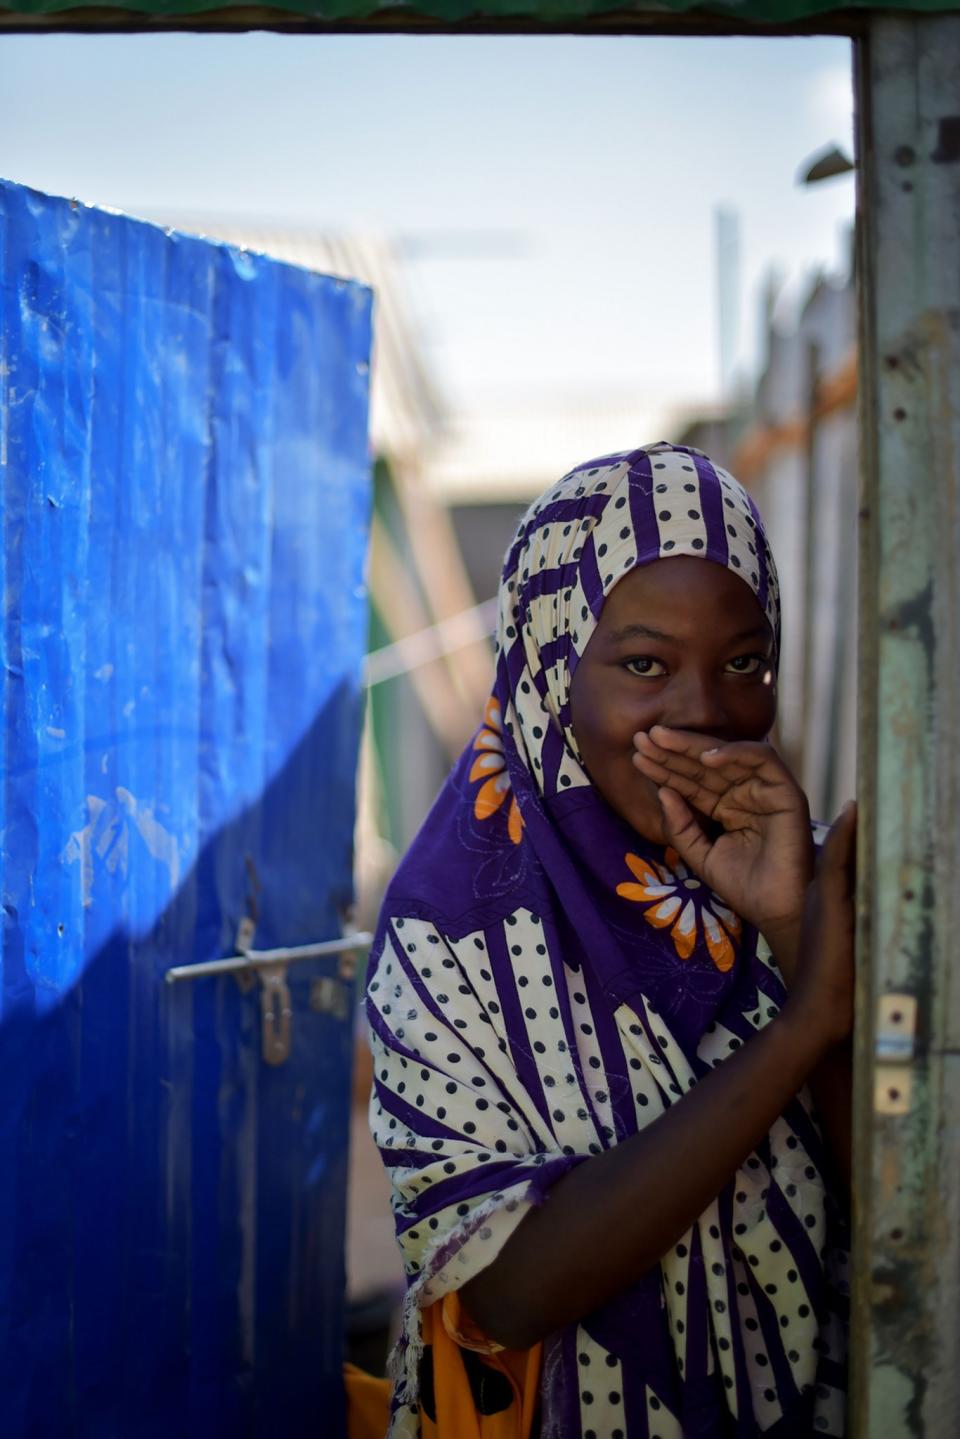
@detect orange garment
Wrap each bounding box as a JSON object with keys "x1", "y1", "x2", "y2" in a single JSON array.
[
  {"x1": 345, "y1": 1361, "x2": 392, "y2": 1439},
  {"x1": 420, "y1": 1292, "x2": 541, "y2": 1439},
  {"x1": 344, "y1": 1292, "x2": 541, "y2": 1439}
]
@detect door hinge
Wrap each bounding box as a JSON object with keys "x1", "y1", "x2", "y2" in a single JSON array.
[{"x1": 873, "y1": 992, "x2": 917, "y2": 1115}]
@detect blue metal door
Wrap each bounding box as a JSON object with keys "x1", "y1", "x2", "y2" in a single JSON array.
[{"x1": 0, "y1": 178, "x2": 373, "y2": 1438}]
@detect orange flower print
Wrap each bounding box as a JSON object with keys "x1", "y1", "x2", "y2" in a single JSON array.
[
  {"x1": 616, "y1": 848, "x2": 742, "y2": 972},
  {"x1": 470, "y1": 697, "x2": 523, "y2": 845}
]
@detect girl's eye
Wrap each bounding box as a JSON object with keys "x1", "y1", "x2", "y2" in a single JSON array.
[
  {"x1": 726, "y1": 654, "x2": 764, "y2": 675},
  {"x1": 625, "y1": 657, "x2": 667, "y2": 677}
]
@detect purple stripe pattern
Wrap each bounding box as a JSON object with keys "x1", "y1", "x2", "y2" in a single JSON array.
[{"x1": 694, "y1": 451, "x2": 731, "y2": 567}]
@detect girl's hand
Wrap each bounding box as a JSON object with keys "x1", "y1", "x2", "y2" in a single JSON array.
[
  {"x1": 632, "y1": 725, "x2": 814, "y2": 939},
  {"x1": 786, "y1": 800, "x2": 857, "y2": 1050}
]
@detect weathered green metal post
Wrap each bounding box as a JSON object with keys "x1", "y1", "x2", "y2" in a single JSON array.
[{"x1": 853, "y1": 15, "x2": 960, "y2": 1434}]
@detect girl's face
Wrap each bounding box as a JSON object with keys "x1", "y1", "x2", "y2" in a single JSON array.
[{"x1": 569, "y1": 556, "x2": 777, "y2": 845}]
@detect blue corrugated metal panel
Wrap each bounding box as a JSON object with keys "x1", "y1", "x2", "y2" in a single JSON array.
[{"x1": 0, "y1": 178, "x2": 373, "y2": 1438}]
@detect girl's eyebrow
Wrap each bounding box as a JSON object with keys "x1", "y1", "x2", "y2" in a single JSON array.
[
  {"x1": 605, "y1": 622, "x2": 675, "y2": 644},
  {"x1": 605, "y1": 622, "x2": 771, "y2": 646}
]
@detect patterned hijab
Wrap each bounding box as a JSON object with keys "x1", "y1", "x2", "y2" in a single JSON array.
[
  {"x1": 367, "y1": 444, "x2": 848, "y2": 1439},
  {"x1": 493, "y1": 439, "x2": 779, "y2": 791}
]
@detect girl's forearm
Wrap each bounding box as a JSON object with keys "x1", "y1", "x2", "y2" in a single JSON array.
[
  {"x1": 807, "y1": 1043, "x2": 852, "y2": 1195},
  {"x1": 765, "y1": 922, "x2": 852, "y2": 1197},
  {"x1": 460, "y1": 1006, "x2": 830, "y2": 1350}
]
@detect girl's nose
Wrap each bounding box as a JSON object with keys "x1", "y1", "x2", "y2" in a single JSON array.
[{"x1": 663, "y1": 671, "x2": 728, "y2": 736}]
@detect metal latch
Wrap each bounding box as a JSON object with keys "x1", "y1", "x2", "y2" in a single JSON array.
[
  {"x1": 166, "y1": 928, "x2": 372, "y2": 1066},
  {"x1": 260, "y1": 965, "x2": 293, "y2": 1066},
  {"x1": 874, "y1": 992, "x2": 917, "y2": 1115}
]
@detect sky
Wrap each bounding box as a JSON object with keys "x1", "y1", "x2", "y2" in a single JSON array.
[{"x1": 0, "y1": 32, "x2": 855, "y2": 446}]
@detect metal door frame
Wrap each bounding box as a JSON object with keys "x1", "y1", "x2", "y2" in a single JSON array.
[
  {"x1": 851, "y1": 18, "x2": 960, "y2": 1432},
  {"x1": 3, "y1": 7, "x2": 958, "y2": 1434}
]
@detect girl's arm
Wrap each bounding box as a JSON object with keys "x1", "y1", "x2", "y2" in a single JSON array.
[
  {"x1": 763, "y1": 928, "x2": 854, "y2": 1196},
  {"x1": 461, "y1": 807, "x2": 856, "y2": 1350}
]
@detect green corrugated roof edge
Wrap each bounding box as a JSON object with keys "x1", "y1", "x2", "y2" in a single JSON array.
[{"x1": 4, "y1": 0, "x2": 959, "y2": 21}]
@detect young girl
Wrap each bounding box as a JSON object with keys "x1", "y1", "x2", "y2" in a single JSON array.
[{"x1": 365, "y1": 442, "x2": 854, "y2": 1438}]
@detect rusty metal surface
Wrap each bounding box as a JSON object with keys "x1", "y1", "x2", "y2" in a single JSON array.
[{"x1": 853, "y1": 14, "x2": 960, "y2": 1435}]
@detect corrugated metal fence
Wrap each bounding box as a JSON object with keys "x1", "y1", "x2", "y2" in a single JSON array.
[{"x1": 0, "y1": 179, "x2": 373, "y2": 1437}]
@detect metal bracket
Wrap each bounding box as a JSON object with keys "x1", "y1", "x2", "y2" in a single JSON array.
[
  {"x1": 310, "y1": 975, "x2": 351, "y2": 1023},
  {"x1": 165, "y1": 930, "x2": 373, "y2": 1067},
  {"x1": 260, "y1": 965, "x2": 293, "y2": 1066},
  {"x1": 874, "y1": 992, "x2": 917, "y2": 1115},
  {"x1": 233, "y1": 917, "x2": 258, "y2": 994}
]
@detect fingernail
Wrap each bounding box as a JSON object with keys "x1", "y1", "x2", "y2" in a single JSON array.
[{"x1": 703, "y1": 748, "x2": 719, "y2": 758}]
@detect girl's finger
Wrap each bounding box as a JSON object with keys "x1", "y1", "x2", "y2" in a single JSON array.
[
  {"x1": 645, "y1": 729, "x2": 766, "y2": 785},
  {"x1": 712, "y1": 774, "x2": 801, "y2": 824},
  {"x1": 647, "y1": 726, "x2": 728, "y2": 761},
  {"x1": 633, "y1": 753, "x2": 721, "y2": 816},
  {"x1": 817, "y1": 801, "x2": 857, "y2": 894},
  {"x1": 657, "y1": 787, "x2": 713, "y2": 876},
  {"x1": 633, "y1": 733, "x2": 731, "y2": 795},
  {"x1": 699, "y1": 740, "x2": 780, "y2": 773}
]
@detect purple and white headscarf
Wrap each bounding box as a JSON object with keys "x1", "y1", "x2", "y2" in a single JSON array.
[{"x1": 366, "y1": 444, "x2": 848, "y2": 1438}]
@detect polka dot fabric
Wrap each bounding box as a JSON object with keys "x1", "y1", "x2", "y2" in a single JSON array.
[{"x1": 366, "y1": 445, "x2": 847, "y2": 1437}]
